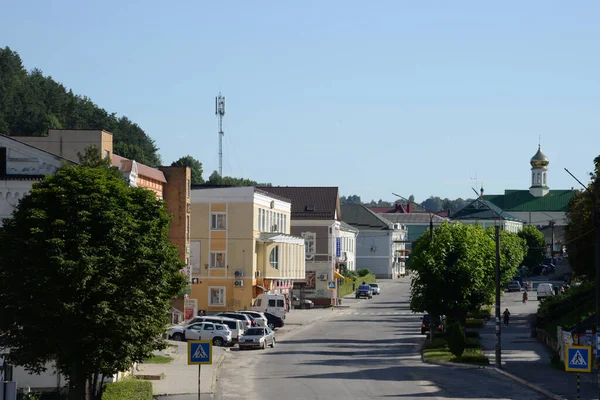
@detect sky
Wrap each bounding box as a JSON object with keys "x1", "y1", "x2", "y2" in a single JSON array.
[{"x1": 1, "y1": 1, "x2": 599, "y2": 203}]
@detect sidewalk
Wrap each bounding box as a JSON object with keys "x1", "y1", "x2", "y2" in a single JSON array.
[
  {"x1": 135, "y1": 340, "x2": 227, "y2": 396},
  {"x1": 480, "y1": 295, "x2": 599, "y2": 400}
]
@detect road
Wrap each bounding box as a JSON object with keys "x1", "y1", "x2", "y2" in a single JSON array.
[{"x1": 214, "y1": 280, "x2": 547, "y2": 400}]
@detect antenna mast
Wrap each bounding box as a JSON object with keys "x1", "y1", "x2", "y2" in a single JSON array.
[{"x1": 215, "y1": 94, "x2": 226, "y2": 177}]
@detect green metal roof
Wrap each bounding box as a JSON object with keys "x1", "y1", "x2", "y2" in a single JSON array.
[
  {"x1": 483, "y1": 189, "x2": 575, "y2": 212},
  {"x1": 451, "y1": 198, "x2": 522, "y2": 222}
]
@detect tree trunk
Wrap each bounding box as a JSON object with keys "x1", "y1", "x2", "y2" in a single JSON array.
[{"x1": 67, "y1": 371, "x2": 88, "y2": 400}]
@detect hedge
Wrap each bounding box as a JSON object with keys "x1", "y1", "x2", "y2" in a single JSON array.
[
  {"x1": 102, "y1": 378, "x2": 153, "y2": 400},
  {"x1": 339, "y1": 274, "x2": 377, "y2": 298}
]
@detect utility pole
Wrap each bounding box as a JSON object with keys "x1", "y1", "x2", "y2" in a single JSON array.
[
  {"x1": 565, "y1": 168, "x2": 600, "y2": 391},
  {"x1": 471, "y1": 187, "x2": 504, "y2": 369}
]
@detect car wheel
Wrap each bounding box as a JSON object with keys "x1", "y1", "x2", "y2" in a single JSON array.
[
  {"x1": 213, "y1": 337, "x2": 224, "y2": 347},
  {"x1": 271, "y1": 338, "x2": 276, "y2": 348},
  {"x1": 268, "y1": 322, "x2": 275, "y2": 330},
  {"x1": 261, "y1": 341, "x2": 266, "y2": 350},
  {"x1": 172, "y1": 333, "x2": 184, "y2": 341}
]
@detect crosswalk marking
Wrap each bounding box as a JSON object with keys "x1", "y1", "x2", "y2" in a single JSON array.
[{"x1": 336, "y1": 311, "x2": 415, "y2": 316}]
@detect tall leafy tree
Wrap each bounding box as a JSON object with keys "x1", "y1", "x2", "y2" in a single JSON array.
[
  {"x1": 489, "y1": 228, "x2": 527, "y2": 285},
  {"x1": 565, "y1": 155, "x2": 600, "y2": 278},
  {"x1": 518, "y1": 225, "x2": 547, "y2": 269},
  {"x1": 410, "y1": 223, "x2": 496, "y2": 327},
  {"x1": 0, "y1": 162, "x2": 186, "y2": 400},
  {"x1": 171, "y1": 155, "x2": 203, "y2": 184},
  {"x1": 206, "y1": 170, "x2": 270, "y2": 187}
]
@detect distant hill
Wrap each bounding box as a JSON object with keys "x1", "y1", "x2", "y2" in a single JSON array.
[
  {"x1": 0, "y1": 47, "x2": 161, "y2": 166},
  {"x1": 340, "y1": 194, "x2": 473, "y2": 213}
]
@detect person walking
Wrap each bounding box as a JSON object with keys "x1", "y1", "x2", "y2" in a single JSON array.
[{"x1": 503, "y1": 308, "x2": 511, "y2": 326}]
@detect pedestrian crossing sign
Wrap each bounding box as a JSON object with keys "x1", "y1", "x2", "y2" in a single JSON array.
[
  {"x1": 327, "y1": 280, "x2": 336, "y2": 290},
  {"x1": 565, "y1": 345, "x2": 592, "y2": 372},
  {"x1": 188, "y1": 340, "x2": 212, "y2": 365}
]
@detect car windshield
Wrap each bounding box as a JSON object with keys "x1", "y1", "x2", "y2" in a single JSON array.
[
  {"x1": 246, "y1": 328, "x2": 265, "y2": 336},
  {"x1": 359, "y1": 285, "x2": 370, "y2": 290},
  {"x1": 369, "y1": 284, "x2": 378, "y2": 287}
]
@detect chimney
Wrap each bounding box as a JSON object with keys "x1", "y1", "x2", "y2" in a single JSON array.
[{"x1": 407, "y1": 203, "x2": 413, "y2": 213}]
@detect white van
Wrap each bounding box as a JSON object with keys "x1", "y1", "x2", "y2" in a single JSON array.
[
  {"x1": 536, "y1": 283, "x2": 555, "y2": 300},
  {"x1": 253, "y1": 294, "x2": 287, "y2": 320}
]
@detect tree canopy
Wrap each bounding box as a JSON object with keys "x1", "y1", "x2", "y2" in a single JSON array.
[
  {"x1": 565, "y1": 155, "x2": 600, "y2": 278},
  {"x1": 0, "y1": 162, "x2": 186, "y2": 400},
  {"x1": 339, "y1": 194, "x2": 473, "y2": 212},
  {"x1": 491, "y1": 227, "x2": 527, "y2": 285},
  {"x1": 517, "y1": 225, "x2": 546, "y2": 269},
  {"x1": 172, "y1": 155, "x2": 204, "y2": 185},
  {"x1": 204, "y1": 170, "x2": 271, "y2": 187},
  {"x1": 0, "y1": 46, "x2": 161, "y2": 166}
]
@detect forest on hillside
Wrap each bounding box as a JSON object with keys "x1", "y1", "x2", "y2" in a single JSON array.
[
  {"x1": 340, "y1": 194, "x2": 473, "y2": 213},
  {"x1": 0, "y1": 47, "x2": 162, "y2": 166}
]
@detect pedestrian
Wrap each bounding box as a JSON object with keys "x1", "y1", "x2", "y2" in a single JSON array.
[{"x1": 503, "y1": 308, "x2": 510, "y2": 326}]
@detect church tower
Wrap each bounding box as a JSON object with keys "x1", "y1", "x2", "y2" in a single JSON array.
[{"x1": 529, "y1": 144, "x2": 549, "y2": 197}]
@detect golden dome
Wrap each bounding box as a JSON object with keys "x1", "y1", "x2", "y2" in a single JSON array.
[{"x1": 530, "y1": 145, "x2": 549, "y2": 168}]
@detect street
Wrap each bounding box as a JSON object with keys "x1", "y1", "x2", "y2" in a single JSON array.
[{"x1": 214, "y1": 280, "x2": 547, "y2": 400}]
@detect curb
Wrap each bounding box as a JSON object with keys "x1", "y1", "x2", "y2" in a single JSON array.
[
  {"x1": 420, "y1": 351, "x2": 486, "y2": 370},
  {"x1": 209, "y1": 352, "x2": 227, "y2": 394},
  {"x1": 491, "y1": 367, "x2": 566, "y2": 400}
]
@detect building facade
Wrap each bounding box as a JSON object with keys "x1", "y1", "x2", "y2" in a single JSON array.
[
  {"x1": 341, "y1": 204, "x2": 407, "y2": 279},
  {"x1": 451, "y1": 196, "x2": 524, "y2": 233},
  {"x1": 189, "y1": 187, "x2": 305, "y2": 312},
  {"x1": 339, "y1": 221, "x2": 359, "y2": 272}
]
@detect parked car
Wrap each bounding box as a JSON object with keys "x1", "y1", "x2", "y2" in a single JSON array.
[
  {"x1": 368, "y1": 283, "x2": 381, "y2": 295},
  {"x1": 507, "y1": 281, "x2": 522, "y2": 292},
  {"x1": 188, "y1": 316, "x2": 244, "y2": 345},
  {"x1": 238, "y1": 327, "x2": 276, "y2": 350},
  {"x1": 236, "y1": 310, "x2": 268, "y2": 327},
  {"x1": 355, "y1": 284, "x2": 372, "y2": 299},
  {"x1": 537, "y1": 283, "x2": 555, "y2": 300},
  {"x1": 168, "y1": 322, "x2": 232, "y2": 346},
  {"x1": 421, "y1": 314, "x2": 444, "y2": 335},
  {"x1": 292, "y1": 295, "x2": 314, "y2": 309},
  {"x1": 263, "y1": 312, "x2": 284, "y2": 330},
  {"x1": 216, "y1": 312, "x2": 254, "y2": 330}
]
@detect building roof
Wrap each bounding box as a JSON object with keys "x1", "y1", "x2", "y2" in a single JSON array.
[
  {"x1": 112, "y1": 154, "x2": 166, "y2": 183},
  {"x1": 483, "y1": 189, "x2": 574, "y2": 212},
  {"x1": 377, "y1": 212, "x2": 449, "y2": 224},
  {"x1": 451, "y1": 198, "x2": 522, "y2": 222},
  {"x1": 340, "y1": 204, "x2": 393, "y2": 230},
  {"x1": 340, "y1": 221, "x2": 359, "y2": 233},
  {"x1": 257, "y1": 186, "x2": 340, "y2": 220}
]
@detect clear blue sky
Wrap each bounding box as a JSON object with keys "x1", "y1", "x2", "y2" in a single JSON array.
[{"x1": 2, "y1": 1, "x2": 599, "y2": 203}]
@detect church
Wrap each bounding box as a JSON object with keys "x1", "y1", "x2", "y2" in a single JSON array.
[{"x1": 483, "y1": 145, "x2": 575, "y2": 253}]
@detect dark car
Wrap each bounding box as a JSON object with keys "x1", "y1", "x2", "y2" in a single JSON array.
[
  {"x1": 355, "y1": 285, "x2": 372, "y2": 299},
  {"x1": 421, "y1": 314, "x2": 443, "y2": 335},
  {"x1": 263, "y1": 312, "x2": 284, "y2": 330}
]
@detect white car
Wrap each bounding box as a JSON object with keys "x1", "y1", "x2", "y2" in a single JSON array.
[
  {"x1": 169, "y1": 322, "x2": 232, "y2": 347},
  {"x1": 236, "y1": 310, "x2": 268, "y2": 327},
  {"x1": 238, "y1": 327, "x2": 276, "y2": 350},
  {"x1": 369, "y1": 283, "x2": 381, "y2": 295}
]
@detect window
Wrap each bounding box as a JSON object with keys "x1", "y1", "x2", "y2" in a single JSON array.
[
  {"x1": 203, "y1": 324, "x2": 214, "y2": 330},
  {"x1": 261, "y1": 209, "x2": 266, "y2": 232},
  {"x1": 186, "y1": 215, "x2": 190, "y2": 240},
  {"x1": 543, "y1": 172, "x2": 547, "y2": 185},
  {"x1": 211, "y1": 213, "x2": 226, "y2": 230},
  {"x1": 283, "y1": 215, "x2": 287, "y2": 233},
  {"x1": 302, "y1": 232, "x2": 316, "y2": 258},
  {"x1": 258, "y1": 209, "x2": 263, "y2": 231},
  {"x1": 270, "y1": 246, "x2": 279, "y2": 269},
  {"x1": 210, "y1": 252, "x2": 226, "y2": 269},
  {"x1": 277, "y1": 299, "x2": 284, "y2": 307},
  {"x1": 255, "y1": 299, "x2": 262, "y2": 307},
  {"x1": 268, "y1": 299, "x2": 276, "y2": 307},
  {"x1": 186, "y1": 179, "x2": 190, "y2": 199},
  {"x1": 209, "y1": 287, "x2": 225, "y2": 306}
]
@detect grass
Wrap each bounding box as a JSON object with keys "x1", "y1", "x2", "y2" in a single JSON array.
[
  {"x1": 102, "y1": 378, "x2": 153, "y2": 400},
  {"x1": 422, "y1": 335, "x2": 489, "y2": 366},
  {"x1": 142, "y1": 354, "x2": 173, "y2": 364},
  {"x1": 338, "y1": 274, "x2": 377, "y2": 298}
]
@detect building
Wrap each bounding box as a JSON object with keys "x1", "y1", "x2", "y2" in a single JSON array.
[
  {"x1": 341, "y1": 204, "x2": 407, "y2": 279},
  {"x1": 257, "y1": 186, "x2": 346, "y2": 306},
  {"x1": 374, "y1": 202, "x2": 450, "y2": 244},
  {"x1": 450, "y1": 195, "x2": 523, "y2": 233},
  {"x1": 112, "y1": 154, "x2": 167, "y2": 199},
  {"x1": 483, "y1": 145, "x2": 576, "y2": 252},
  {"x1": 188, "y1": 187, "x2": 305, "y2": 312},
  {"x1": 339, "y1": 221, "x2": 359, "y2": 272}
]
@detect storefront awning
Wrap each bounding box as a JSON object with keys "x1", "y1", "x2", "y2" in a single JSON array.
[
  {"x1": 334, "y1": 270, "x2": 344, "y2": 279},
  {"x1": 255, "y1": 285, "x2": 269, "y2": 292},
  {"x1": 257, "y1": 232, "x2": 304, "y2": 245}
]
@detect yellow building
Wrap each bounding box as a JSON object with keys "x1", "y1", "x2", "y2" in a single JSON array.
[{"x1": 189, "y1": 186, "x2": 306, "y2": 312}]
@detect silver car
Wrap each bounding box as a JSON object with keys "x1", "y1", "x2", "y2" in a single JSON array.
[{"x1": 238, "y1": 327, "x2": 276, "y2": 350}]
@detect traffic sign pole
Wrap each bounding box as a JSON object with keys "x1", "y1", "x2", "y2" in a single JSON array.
[
  {"x1": 577, "y1": 372, "x2": 580, "y2": 400},
  {"x1": 198, "y1": 364, "x2": 202, "y2": 400}
]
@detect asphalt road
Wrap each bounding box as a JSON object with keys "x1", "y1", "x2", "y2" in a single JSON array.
[{"x1": 213, "y1": 280, "x2": 547, "y2": 400}]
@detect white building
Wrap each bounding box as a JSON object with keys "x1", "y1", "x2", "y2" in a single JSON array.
[{"x1": 339, "y1": 221, "x2": 359, "y2": 272}]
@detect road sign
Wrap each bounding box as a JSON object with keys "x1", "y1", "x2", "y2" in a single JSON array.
[
  {"x1": 565, "y1": 345, "x2": 591, "y2": 372},
  {"x1": 188, "y1": 340, "x2": 212, "y2": 365},
  {"x1": 327, "y1": 280, "x2": 336, "y2": 290}
]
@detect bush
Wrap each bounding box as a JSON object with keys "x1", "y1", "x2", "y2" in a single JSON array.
[
  {"x1": 18, "y1": 392, "x2": 66, "y2": 400},
  {"x1": 446, "y1": 322, "x2": 466, "y2": 357},
  {"x1": 465, "y1": 330, "x2": 480, "y2": 339},
  {"x1": 103, "y1": 378, "x2": 153, "y2": 400},
  {"x1": 357, "y1": 268, "x2": 371, "y2": 278},
  {"x1": 465, "y1": 318, "x2": 485, "y2": 329}
]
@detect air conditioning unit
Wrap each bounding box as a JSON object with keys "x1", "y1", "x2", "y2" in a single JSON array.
[
  {"x1": 255, "y1": 271, "x2": 262, "y2": 278},
  {"x1": 319, "y1": 273, "x2": 328, "y2": 281},
  {"x1": 234, "y1": 280, "x2": 244, "y2": 287},
  {"x1": 234, "y1": 269, "x2": 244, "y2": 278}
]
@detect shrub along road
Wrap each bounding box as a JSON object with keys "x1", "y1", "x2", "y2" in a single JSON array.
[{"x1": 213, "y1": 280, "x2": 547, "y2": 400}]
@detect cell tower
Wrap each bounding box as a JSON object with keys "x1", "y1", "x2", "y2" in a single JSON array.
[{"x1": 215, "y1": 93, "x2": 225, "y2": 177}]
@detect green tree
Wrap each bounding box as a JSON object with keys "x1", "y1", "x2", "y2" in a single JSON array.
[
  {"x1": 489, "y1": 228, "x2": 527, "y2": 285},
  {"x1": 408, "y1": 194, "x2": 415, "y2": 203},
  {"x1": 565, "y1": 155, "x2": 600, "y2": 278},
  {"x1": 410, "y1": 223, "x2": 495, "y2": 329},
  {"x1": 206, "y1": 170, "x2": 270, "y2": 187},
  {"x1": 0, "y1": 163, "x2": 186, "y2": 400},
  {"x1": 77, "y1": 145, "x2": 112, "y2": 169},
  {"x1": 518, "y1": 225, "x2": 546, "y2": 269},
  {"x1": 171, "y1": 155, "x2": 203, "y2": 185}
]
